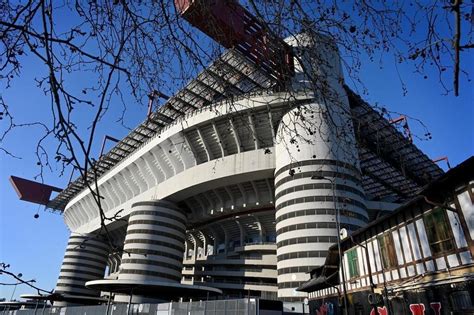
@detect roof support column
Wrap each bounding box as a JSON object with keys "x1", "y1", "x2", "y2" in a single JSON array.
[
  {"x1": 275, "y1": 33, "x2": 368, "y2": 302},
  {"x1": 114, "y1": 200, "x2": 186, "y2": 303},
  {"x1": 54, "y1": 233, "x2": 109, "y2": 306},
  {"x1": 229, "y1": 119, "x2": 241, "y2": 153}
]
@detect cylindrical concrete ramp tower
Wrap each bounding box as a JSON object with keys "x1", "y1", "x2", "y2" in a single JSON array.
[
  {"x1": 275, "y1": 33, "x2": 368, "y2": 301},
  {"x1": 116, "y1": 200, "x2": 186, "y2": 296},
  {"x1": 55, "y1": 233, "x2": 109, "y2": 303}
]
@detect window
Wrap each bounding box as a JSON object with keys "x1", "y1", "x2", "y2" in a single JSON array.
[
  {"x1": 451, "y1": 291, "x2": 473, "y2": 310},
  {"x1": 347, "y1": 248, "x2": 359, "y2": 278},
  {"x1": 424, "y1": 207, "x2": 455, "y2": 255},
  {"x1": 377, "y1": 232, "x2": 398, "y2": 268}
]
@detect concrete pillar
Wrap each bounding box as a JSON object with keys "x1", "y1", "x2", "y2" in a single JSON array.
[
  {"x1": 54, "y1": 233, "x2": 108, "y2": 304},
  {"x1": 191, "y1": 233, "x2": 203, "y2": 259},
  {"x1": 213, "y1": 234, "x2": 219, "y2": 255},
  {"x1": 275, "y1": 33, "x2": 368, "y2": 301},
  {"x1": 236, "y1": 220, "x2": 245, "y2": 247},
  {"x1": 200, "y1": 231, "x2": 208, "y2": 258},
  {"x1": 223, "y1": 228, "x2": 229, "y2": 254},
  {"x1": 184, "y1": 239, "x2": 190, "y2": 259},
  {"x1": 114, "y1": 200, "x2": 186, "y2": 302},
  {"x1": 118, "y1": 200, "x2": 186, "y2": 282}
]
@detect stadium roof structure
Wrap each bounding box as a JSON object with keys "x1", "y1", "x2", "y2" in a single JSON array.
[{"x1": 46, "y1": 49, "x2": 444, "y2": 211}]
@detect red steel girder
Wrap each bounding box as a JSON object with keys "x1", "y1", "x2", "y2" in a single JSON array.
[
  {"x1": 175, "y1": 0, "x2": 294, "y2": 83},
  {"x1": 10, "y1": 176, "x2": 62, "y2": 206}
]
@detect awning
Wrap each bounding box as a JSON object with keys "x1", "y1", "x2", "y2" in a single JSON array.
[{"x1": 297, "y1": 271, "x2": 339, "y2": 293}]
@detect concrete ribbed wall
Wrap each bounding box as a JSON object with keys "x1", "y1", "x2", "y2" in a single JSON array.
[
  {"x1": 118, "y1": 200, "x2": 186, "y2": 283},
  {"x1": 275, "y1": 33, "x2": 368, "y2": 301},
  {"x1": 274, "y1": 152, "x2": 368, "y2": 301},
  {"x1": 54, "y1": 233, "x2": 108, "y2": 304}
]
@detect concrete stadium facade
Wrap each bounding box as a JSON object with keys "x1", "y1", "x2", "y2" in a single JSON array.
[{"x1": 49, "y1": 34, "x2": 443, "y2": 303}]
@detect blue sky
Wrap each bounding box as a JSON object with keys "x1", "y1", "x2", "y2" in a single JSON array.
[{"x1": 1, "y1": 5, "x2": 473, "y2": 301}]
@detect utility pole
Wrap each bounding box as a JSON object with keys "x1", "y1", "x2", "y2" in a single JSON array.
[{"x1": 311, "y1": 176, "x2": 349, "y2": 315}]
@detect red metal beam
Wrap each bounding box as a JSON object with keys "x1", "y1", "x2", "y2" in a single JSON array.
[
  {"x1": 433, "y1": 156, "x2": 451, "y2": 169},
  {"x1": 99, "y1": 135, "x2": 120, "y2": 157},
  {"x1": 9, "y1": 176, "x2": 62, "y2": 206},
  {"x1": 389, "y1": 115, "x2": 413, "y2": 143},
  {"x1": 175, "y1": 0, "x2": 294, "y2": 82}
]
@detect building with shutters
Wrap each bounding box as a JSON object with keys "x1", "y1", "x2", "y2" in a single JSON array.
[{"x1": 298, "y1": 157, "x2": 474, "y2": 314}]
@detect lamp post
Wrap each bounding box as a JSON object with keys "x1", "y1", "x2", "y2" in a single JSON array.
[
  {"x1": 9, "y1": 273, "x2": 22, "y2": 301},
  {"x1": 311, "y1": 175, "x2": 349, "y2": 315}
]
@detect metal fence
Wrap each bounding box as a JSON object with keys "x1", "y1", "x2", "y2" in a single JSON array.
[{"x1": 2, "y1": 298, "x2": 258, "y2": 315}]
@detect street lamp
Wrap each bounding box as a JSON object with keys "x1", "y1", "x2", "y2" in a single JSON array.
[
  {"x1": 311, "y1": 175, "x2": 349, "y2": 315},
  {"x1": 9, "y1": 273, "x2": 23, "y2": 301}
]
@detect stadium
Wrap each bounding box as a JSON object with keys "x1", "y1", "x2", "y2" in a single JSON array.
[
  {"x1": 41, "y1": 37, "x2": 443, "y2": 305},
  {"x1": 9, "y1": 0, "x2": 444, "y2": 308}
]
